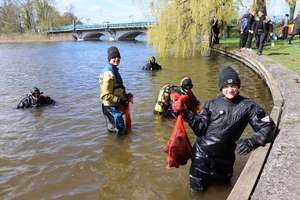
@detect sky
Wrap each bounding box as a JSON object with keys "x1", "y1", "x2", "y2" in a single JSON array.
[
  {"x1": 56, "y1": 0, "x2": 153, "y2": 24},
  {"x1": 238, "y1": 0, "x2": 300, "y2": 18},
  {"x1": 55, "y1": 0, "x2": 300, "y2": 24}
]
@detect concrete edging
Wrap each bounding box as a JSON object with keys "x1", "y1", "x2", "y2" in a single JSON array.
[{"x1": 211, "y1": 47, "x2": 295, "y2": 200}]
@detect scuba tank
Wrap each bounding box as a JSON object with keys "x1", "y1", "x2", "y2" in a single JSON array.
[{"x1": 154, "y1": 84, "x2": 175, "y2": 113}]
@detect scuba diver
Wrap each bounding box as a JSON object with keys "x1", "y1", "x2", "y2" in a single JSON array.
[
  {"x1": 142, "y1": 56, "x2": 162, "y2": 71},
  {"x1": 99, "y1": 46, "x2": 133, "y2": 135},
  {"x1": 154, "y1": 77, "x2": 200, "y2": 118},
  {"x1": 17, "y1": 87, "x2": 55, "y2": 109},
  {"x1": 174, "y1": 66, "x2": 275, "y2": 192}
]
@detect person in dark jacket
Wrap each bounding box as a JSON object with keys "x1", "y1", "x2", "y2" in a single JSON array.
[
  {"x1": 252, "y1": 10, "x2": 273, "y2": 55},
  {"x1": 288, "y1": 11, "x2": 300, "y2": 44},
  {"x1": 17, "y1": 87, "x2": 55, "y2": 109},
  {"x1": 240, "y1": 10, "x2": 255, "y2": 49},
  {"x1": 177, "y1": 66, "x2": 275, "y2": 192},
  {"x1": 246, "y1": 10, "x2": 256, "y2": 49},
  {"x1": 209, "y1": 16, "x2": 220, "y2": 47},
  {"x1": 143, "y1": 56, "x2": 162, "y2": 71}
]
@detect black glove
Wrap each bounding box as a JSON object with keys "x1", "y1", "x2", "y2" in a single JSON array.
[
  {"x1": 117, "y1": 96, "x2": 128, "y2": 106},
  {"x1": 236, "y1": 138, "x2": 257, "y2": 155},
  {"x1": 126, "y1": 93, "x2": 133, "y2": 103},
  {"x1": 182, "y1": 109, "x2": 193, "y2": 122}
]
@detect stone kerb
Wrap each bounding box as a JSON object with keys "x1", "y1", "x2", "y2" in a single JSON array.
[{"x1": 211, "y1": 47, "x2": 300, "y2": 199}]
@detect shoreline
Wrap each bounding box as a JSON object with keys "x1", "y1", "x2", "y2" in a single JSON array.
[{"x1": 0, "y1": 33, "x2": 74, "y2": 44}]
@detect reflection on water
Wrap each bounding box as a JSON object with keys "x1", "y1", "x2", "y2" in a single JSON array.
[{"x1": 0, "y1": 41, "x2": 272, "y2": 200}]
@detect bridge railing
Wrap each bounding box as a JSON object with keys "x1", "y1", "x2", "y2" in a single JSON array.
[{"x1": 48, "y1": 21, "x2": 156, "y2": 33}]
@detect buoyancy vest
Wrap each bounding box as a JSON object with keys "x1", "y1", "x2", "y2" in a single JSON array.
[
  {"x1": 99, "y1": 64, "x2": 126, "y2": 106},
  {"x1": 154, "y1": 84, "x2": 181, "y2": 113}
]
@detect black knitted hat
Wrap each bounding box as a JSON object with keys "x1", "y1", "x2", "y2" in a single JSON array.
[
  {"x1": 218, "y1": 67, "x2": 241, "y2": 90},
  {"x1": 30, "y1": 87, "x2": 42, "y2": 94},
  {"x1": 181, "y1": 77, "x2": 193, "y2": 90},
  {"x1": 107, "y1": 46, "x2": 121, "y2": 61}
]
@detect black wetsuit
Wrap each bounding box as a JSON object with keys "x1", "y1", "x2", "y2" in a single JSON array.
[
  {"x1": 143, "y1": 62, "x2": 162, "y2": 71},
  {"x1": 17, "y1": 95, "x2": 55, "y2": 109},
  {"x1": 183, "y1": 95, "x2": 275, "y2": 191}
]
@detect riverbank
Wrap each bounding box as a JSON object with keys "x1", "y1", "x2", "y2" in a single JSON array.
[
  {"x1": 0, "y1": 33, "x2": 74, "y2": 44},
  {"x1": 220, "y1": 37, "x2": 300, "y2": 75}
]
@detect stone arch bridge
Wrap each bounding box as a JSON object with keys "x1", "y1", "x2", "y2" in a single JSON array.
[{"x1": 47, "y1": 22, "x2": 154, "y2": 41}]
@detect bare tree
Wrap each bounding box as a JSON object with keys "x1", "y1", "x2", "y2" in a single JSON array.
[
  {"x1": 0, "y1": 0, "x2": 23, "y2": 33},
  {"x1": 15, "y1": 0, "x2": 37, "y2": 31}
]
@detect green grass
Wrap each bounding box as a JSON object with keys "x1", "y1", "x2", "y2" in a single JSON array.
[
  {"x1": 220, "y1": 37, "x2": 300, "y2": 75},
  {"x1": 264, "y1": 39, "x2": 300, "y2": 74},
  {"x1": 220, "y1": 37, "x2": 239, "y2": 47}
]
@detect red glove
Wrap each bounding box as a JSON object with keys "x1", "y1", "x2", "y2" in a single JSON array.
[
  {"x1": 179, "y1": 95, "x2": 189, "y2": 103},
  {"x1": 127, "y1": 93, "x2": 133, "y2": 103},
  {"x1": 172, "y1": 95, "x2": 188, "y2": 113},
  {"x1": 170, "y1": 92, "x2": 180, "y2": 101}
]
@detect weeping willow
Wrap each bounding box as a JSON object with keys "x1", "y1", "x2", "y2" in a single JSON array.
[
  {"x1": 251, "y1": 0, "x2": 267, "y2": 14},
  {"x1": 148, "y1": 0, "x2": 237, "y2": 57}
]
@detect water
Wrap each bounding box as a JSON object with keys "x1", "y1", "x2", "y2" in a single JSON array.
[{"x1": 0, "y1": 40, "x2": 272, "y2": 200}]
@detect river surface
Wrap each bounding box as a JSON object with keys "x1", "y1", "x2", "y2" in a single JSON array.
[{"x1": 0, "y1": 40, "x2": 272, "y2": 200}]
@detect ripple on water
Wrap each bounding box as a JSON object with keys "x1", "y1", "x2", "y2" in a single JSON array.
[{"x1": 0, "y1": 41, "x2": 272, "y2": 200}]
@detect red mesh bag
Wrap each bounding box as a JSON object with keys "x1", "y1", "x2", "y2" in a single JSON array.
[
  {"x1": 121, "y1": 105, "x2": 131, "y2": 130},
  {"x1": 172, "y1": 93, "x2": 200, "y2": 114},
  {"x1": 171, "y1": 94, "x2": 189, "y2": 113},
  {"x1": 164, "y1": 114, "x2": 192, "y2": 168},
  {"x1": 121, "y1": 94, "x2": 133, "y2": 130}
]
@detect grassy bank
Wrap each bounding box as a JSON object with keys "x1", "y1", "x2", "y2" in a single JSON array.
[
  {"x1": 0, "y1": 33, "x2": 74, "y2": 44},
  {"x1": 220, "y1": 37, "x2": 300, "y2": 75}
]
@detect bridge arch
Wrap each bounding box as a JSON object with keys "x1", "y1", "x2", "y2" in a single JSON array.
[
  {"x1": 117, "y1": 31, "x2": 146, "y2": 41},
  {"x1": 83, "y1": 32, "x2": 106, "y2": 41}
]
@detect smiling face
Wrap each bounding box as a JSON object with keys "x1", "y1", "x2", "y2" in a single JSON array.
[
  {"x1": 258, "y1": 11, "x2": 264, "y2": 17},
  {"x1": 31, "y1": 91, "x2": 41, "y2": 100},
  {"x1": 222, "y1": 84, "x2": 240, "y2": 100},
  {"x1": 109, "y1": 57, "x2": 121, "y2": 66}
]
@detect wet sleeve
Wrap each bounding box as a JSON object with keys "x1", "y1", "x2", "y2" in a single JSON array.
[
  {"x1": 99, "y1": 72, "x2": 119, "y2": 104},
  {"x1": 145, "y1": 63, "x2": 151, "y2": 70},
  {"x1": 183, "y1": 102, "x2": 210, "y2": 137},
  {"x1": 17, "y1": 97, "x2": 29, "y2": 109},
  {"x1": 248, "y1": 103, "x2": 275, "y2": 146},
  {"x1": 190, "y1": 93, "x2": 200, "y2": 106},
  {"x1": 44, "y1": 96, "x2": 56, "y2": 105}
]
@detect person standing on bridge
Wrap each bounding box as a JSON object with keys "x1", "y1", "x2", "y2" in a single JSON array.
[
  {"x1": 99, "y1": 46, "x2": 133, "y2": 135},
  {"x1": 173, "y1": 66, "x2": 275, "y2": 192}
]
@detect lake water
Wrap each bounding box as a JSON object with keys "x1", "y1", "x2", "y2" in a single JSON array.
[{"x1": 0, "y1": 40, "x2": 272, "y2": 200}]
